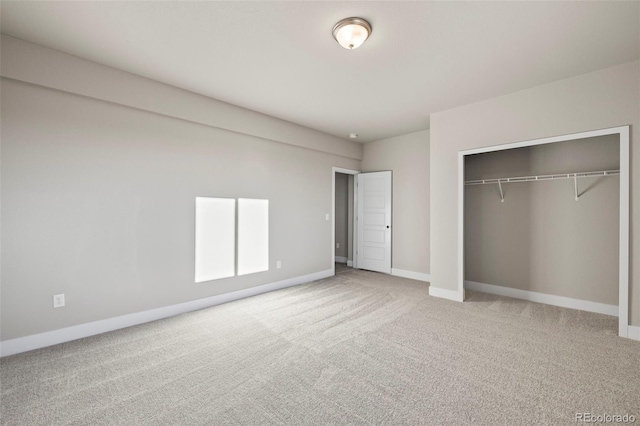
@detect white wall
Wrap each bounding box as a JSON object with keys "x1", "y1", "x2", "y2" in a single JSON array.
[
  {"x1": 1, "y1": 36, "x2": 362, "y2": 342},
  {"x1": 362, "y1": 130, "x2": 430, "y2": 276},
  {"x1": 431, "y1": 60, "x2": 640, "y2": 325}
]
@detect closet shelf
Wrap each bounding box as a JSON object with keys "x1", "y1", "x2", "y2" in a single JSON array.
[
  {"x1": 464, "y1": 169, "x2": 620, "y2": 202},
  {"x1": 464, "y1": 169, "x2": 619, "y2": 186}
]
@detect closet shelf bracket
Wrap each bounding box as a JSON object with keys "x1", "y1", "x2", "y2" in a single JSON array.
[{"x1": 498, "y1": 181, "x2": 504, "y2": 203}]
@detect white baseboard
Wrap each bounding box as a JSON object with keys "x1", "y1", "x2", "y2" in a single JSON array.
[
  {"x1": 347, "y1": 260, "x2": 353, "y2": 267},
  {"x1": 334, "y1": 256, "x2": 347, "y2": 264},
  {"x1": 0, "y1": 269, "x2": 333, "y2": 357},
  {"x1": 627, "y1": 325, "x2": 640, "y2": 341},
  {"x1": 391, "y1": 268, "x2": 431, "y2": 282},
  {"x1": 464, "y1": 280, "x2": 619, "y2": 317},
  {"x1": 429, "y1": 286, "x2": 464, "y2": 302}
]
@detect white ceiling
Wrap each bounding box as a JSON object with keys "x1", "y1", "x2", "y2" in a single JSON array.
[{"x1": 1, "y1": 1, "x2": 638, "y2": 143}]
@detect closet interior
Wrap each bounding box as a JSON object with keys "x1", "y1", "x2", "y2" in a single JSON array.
[{"x1": 463, "y1": 134, "x2": 620, "y2": 314}]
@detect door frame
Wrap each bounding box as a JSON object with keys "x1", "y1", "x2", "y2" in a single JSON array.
[
  {"x1": 457, "y1": 126, "x2": 630, "y2": 338},
  {"x1": 332, "y1": 167, "x2": 360, "y2": 276}
]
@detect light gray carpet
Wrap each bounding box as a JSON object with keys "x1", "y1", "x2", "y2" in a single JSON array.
[{"x1": 2, "y1": 266, "x2": 639, "y2": 425}]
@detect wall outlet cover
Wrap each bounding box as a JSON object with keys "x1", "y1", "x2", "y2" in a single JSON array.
[{"x1": 53, "y1": 294, "x2": 65, "y2": 308}]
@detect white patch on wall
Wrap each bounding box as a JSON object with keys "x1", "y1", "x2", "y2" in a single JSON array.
[
  {"x1": 194, "y1": 197, "x2": 236, "y2": 283},
  {"x1": 237, "y1": 198, "x2": 269, "y2": 276}
]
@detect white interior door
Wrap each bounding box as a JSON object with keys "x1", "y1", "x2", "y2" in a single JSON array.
[{"x1": 356, "y1": 171, "x2": 392, "y2": 274}]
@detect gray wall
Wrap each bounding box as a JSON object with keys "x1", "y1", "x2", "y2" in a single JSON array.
[
  {"x1": 362, "y1": 130, "x2": 430, "y2": 276},
  {"x1": 465, "y1": 135, "x2": 620, "y2": 304},
  {"x1": 431, "y1": 60, "x2": 640, "y2": 324},
  {"x1": 335, "y1": 173, "x2": 348, "y2": 260},
  {"x1": 1, "y1": 37, "x2": 361, "y2": 341}
]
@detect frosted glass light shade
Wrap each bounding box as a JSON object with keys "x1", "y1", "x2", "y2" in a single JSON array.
[{"x1": 333, "y1": 18, "x2": 372, "y2": 49}]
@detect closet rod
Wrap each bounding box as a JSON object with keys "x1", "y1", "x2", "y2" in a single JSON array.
[{"x1": 464, "y1": 169, "x2": 620, "y2": 186}]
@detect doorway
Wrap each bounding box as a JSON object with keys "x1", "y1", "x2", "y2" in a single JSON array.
[
  {"x1": 332, "y1": 167, "x2": 393, "y2": 276},
  {"x1": 332, "y1": 167, "x2": 359, "y2": 276},
  {"x1": 334, "y1": 172, "x2": 354, "y2": 267}
]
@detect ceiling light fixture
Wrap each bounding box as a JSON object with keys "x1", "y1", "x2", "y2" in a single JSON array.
[
  {"x1": 349, "y1": 133, "x2": 358, "y2": 139},
  {"x1": 332, "y1": 17, "x2": 372, "y2": 50}
]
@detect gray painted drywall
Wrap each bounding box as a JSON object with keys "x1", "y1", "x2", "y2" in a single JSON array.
[
  {"x1": 0, "y1": 35, "x2": 362, "y2": 161},
  {"x1": 362, "y1": 130, "x2": 430, "y2": 275},
  {"x1": 465, "y1": 135, "x2": 620, "y2": 305},
  {"x1": 431, "y1": 60, "x2": 639, "y2": 325},
  {"x1": 0, "y1": 45, "x2": 360, "y2": 341},
  {"x1": 335, "y1": 173, "x2": 348, "y2": 259}
]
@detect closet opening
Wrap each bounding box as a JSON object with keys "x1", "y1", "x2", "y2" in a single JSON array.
[{"x1": 457, "y1": 127, "x2": 630, "y2": 338}]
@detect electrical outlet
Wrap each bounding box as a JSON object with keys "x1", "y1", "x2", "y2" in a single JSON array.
[
  {"x1": 325, "y1": 213, "x2": 329, "y2": 221},
  {"x1": 53, "y1": 294, "x2": 65, "y2": 308},
  {"x1": 276, "y1": 260, "x2": 282, "y2": 269},
  {"x1": 336, "y1": 243, "x2": 340, "y2": 249}
]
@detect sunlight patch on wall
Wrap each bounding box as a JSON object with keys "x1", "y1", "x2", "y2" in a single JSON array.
[
  {"x1": 195, "y1": 197, "x2": 269, "y2": 283},
  {"x1": 195, "y1": 197, "x2": 236, "y2": 283},
  {"x1": 238, "y1": 198, "x2": 269, "y2": 276}
]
